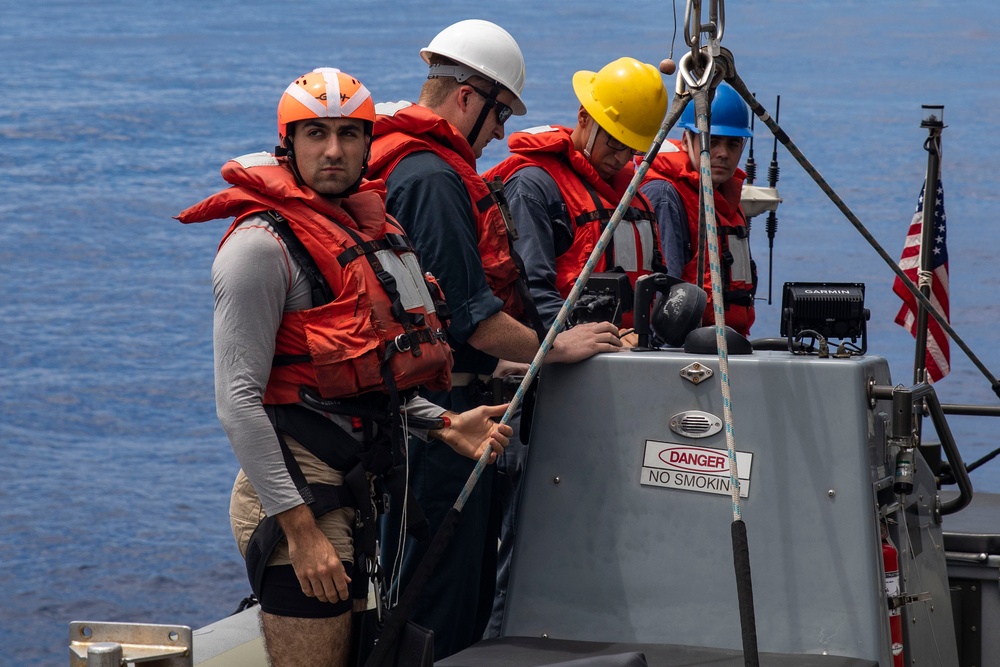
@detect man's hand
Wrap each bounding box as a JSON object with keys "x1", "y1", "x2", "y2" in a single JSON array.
[
  {"x1": 546, "y1": 320, "x2": 623, "y2": 364},
  {"x1": 276, "y1": 504, "x2": 350, "y2": 603},
  {"x1": 432, "y1": 403, "x2": 512, "y2": 463},
  {"x1": 493, "y1": 359, "x2": 530, "y2": 378},
  {"x1": 618, "y1": 328, "x2": 639, "y2": 348}
]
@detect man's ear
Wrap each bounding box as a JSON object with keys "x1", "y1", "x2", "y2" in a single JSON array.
[
  {"x1": 577, "y1": 105, "x2": 590, "y2": 127},
  {"x1": 280, "y1": 122, "x2": 295, "y2": 150},
  {"x1": 680, "y1": 130, "x2": 693, "y2": 152},
  {"x1": 456, "y1": 85, "x2": 474, "y2": 113}
]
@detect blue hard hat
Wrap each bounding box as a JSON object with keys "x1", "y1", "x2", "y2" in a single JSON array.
[{"x1": 678, "y1": 82, "x2": 752, "y2": 137}]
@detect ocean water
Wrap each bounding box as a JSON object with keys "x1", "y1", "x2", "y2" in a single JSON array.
[{"x1": 3, "y1": 0, "x2": 1000, "y2": 663}]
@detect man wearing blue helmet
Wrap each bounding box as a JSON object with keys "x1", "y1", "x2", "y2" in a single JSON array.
[{"x1": 640, "y1": 82, "x2": 757, "y2": 336}]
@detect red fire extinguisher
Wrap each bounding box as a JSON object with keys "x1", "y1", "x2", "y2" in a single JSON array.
[{"x1": 882, "y1": 524, "x2": 904, "y2": 666}]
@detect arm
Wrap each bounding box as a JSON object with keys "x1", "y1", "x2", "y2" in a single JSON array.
[
  {"x1": 213, "y1": 221, "x2": 301, "y2": 515},
  {"x1": 385, "y1": 154, "x2": 505, "y2": 348},
  {"x1": 403, "y1": 397, "x2": 511, "y2": 462},
  {"x1": 504, "y1": 167, "x2": 571, "y2": 330},
  {"x1": 469, "y1": 310, "x2": 622, "y2": 364},
  {"x1": 499, "y1": 167, "x2": 624, "y2": 363},
  {"x1": 640, "y1": 179, "x2": 689, "y2": 280},
  {"x1": 213, "y1": 220, "x2": 350, "y2": 602},
  {"x1": 387, "y1": 154, "x2": 561, "y2": 364},
  {"x1": 430, "y1": 404, "x2": 512, "y2": 463}
]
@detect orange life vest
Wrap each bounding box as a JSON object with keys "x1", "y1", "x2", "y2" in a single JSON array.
[
  {"x1": 176, "y1": 152, "x2": 453, "y2": 404},
  {"x1": 368, "y1": 102, "x2": 525, "y2": 321},
  {"x1": 643, "y1": 140, "x2": 756, "y2": 336},
  {"x1": 484, "y1": 125, "x2": 659, "y2": 328}
]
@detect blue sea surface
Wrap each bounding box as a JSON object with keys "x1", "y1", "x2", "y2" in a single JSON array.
[{"x1": 3, "y1": 1, "x2": 1000, "y2": 663}]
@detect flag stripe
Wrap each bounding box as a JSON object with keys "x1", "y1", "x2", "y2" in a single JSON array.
[{"x1": 892, "y1": 176, "x2": 950, "y2": 383}]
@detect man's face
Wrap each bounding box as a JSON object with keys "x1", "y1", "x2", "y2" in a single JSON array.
[
  {"x1": 683, "y1": 132, "x2": 746, "y2": 188},
  {"x1": 466, "y1": 86, "x2": 517, "y2": 158},
  {"x1": 587, "y1": 121, "x2": 638, "y2": 182},
  {"x1": 288, "y1": 118, "x2": 369, "y2": 196}
]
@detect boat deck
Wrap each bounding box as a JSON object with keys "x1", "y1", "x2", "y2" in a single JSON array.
[
  {"x1": 942, "y1": 490, "x2": 1000, "y2": 553},
  {"x1": 438, "y1": 636, "x2": 878, "y2": 666}
]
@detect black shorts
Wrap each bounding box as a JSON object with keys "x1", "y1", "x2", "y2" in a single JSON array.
[{"x1": 258, "y1": 562, "x2": 354, "y2": 618}]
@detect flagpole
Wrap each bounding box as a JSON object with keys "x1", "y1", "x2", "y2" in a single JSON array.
[{"x1": 912, "y1": 106, "x2": 944, "y2": 385}]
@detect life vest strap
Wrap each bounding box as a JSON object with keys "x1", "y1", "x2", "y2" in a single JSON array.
[
  {"x1": 485, "y1": 176, "x2": 547, "y2": 341},
  {"x1": 267, "y1": 211, "x2": 334, "y2": 306},
  {"x1": 335, "y1": 234, "x2": 414, "y2": 266}
]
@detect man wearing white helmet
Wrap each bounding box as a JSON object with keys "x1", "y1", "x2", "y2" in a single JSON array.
[{"x1": 368, "y1": 20, "x2": 623, "y2": 659}]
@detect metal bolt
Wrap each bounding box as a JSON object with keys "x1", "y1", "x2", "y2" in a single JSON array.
[
  {"x1": 828, "y1": 489, "x2": 836, "y2": 498},
  {"x1": 86, "y1": 643, "x2": 123, "y2": 667},
  {"x1": 553, "y1": 476, "x2": 561, "y2": 484}
]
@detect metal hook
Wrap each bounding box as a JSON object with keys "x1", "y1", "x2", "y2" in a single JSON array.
[
  {"x1": 685, "y1": 0, "x2": 726, "y2": 55},
  {"x1": 684, "y1": 0, "x2": 702, "y2": 50},
  {"x1": 678, "y1": 50, "x2": 714, "y2": 91}
]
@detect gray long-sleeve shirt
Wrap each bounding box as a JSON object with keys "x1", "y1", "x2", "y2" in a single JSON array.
[{"x1": 212, "y1": 214, "x2": 441, "y2": 516}]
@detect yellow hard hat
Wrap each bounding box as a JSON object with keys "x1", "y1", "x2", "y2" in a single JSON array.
[{"x1": 572, "y1": 57, "x2": 668, "y2": 153}]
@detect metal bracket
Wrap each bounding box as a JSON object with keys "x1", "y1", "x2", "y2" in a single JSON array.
[
  {"x1": 680, "y1": 362, "x2": 714, "y2": 385},
  {"x1": 888, "y1": 591, "x2": 932, "y2": 611},
  {"x1": 69, "y1": 621, "x2": 192, "y2": 666}
]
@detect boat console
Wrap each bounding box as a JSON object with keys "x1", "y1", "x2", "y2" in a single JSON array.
[{"x1": 469, "y1": 346, "x2": 960, "y2": 666}]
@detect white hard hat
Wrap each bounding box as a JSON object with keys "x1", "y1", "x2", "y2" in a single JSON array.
[{"x1": 420, "y1": 19, "x2": 527, "y2": 115}]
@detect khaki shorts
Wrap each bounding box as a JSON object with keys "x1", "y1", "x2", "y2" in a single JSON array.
[{"x1": 229, "y1": 435, "x2": 356, "y2": 567}]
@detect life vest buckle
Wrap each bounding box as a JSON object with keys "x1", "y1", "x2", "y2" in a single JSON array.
[{"x1": 393, "y1": 333, "x2": 411, "y2": 352}]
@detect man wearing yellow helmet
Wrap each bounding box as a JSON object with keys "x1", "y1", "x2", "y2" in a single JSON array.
[
  {"x1": 484, "y1": 57, "x2": 669, "y2": 332},
  {"x1": 177, "y1": 67, "x2": 511, "y2": 667},
  {"x1": 481, "y1": 56, "x2": 668, "y2": 637},
  {"x1": 368, "y1": 21, "x2": 624, "y2": 660}
]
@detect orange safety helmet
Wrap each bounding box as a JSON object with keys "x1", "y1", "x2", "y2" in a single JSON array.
[{"x1": 277, "y1": 67, "x2": 376, "y2": 144}]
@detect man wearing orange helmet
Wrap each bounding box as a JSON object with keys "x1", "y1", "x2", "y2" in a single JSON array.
[
  {"x1": 177, "y1": 67, "x2": 511, "y2": 667},
  {"x1": 481, "y1": 57, "x2": 668, "y2": 636},
  {"x1": 368, "y1": 21, "x2": 624, "y2": 660}
]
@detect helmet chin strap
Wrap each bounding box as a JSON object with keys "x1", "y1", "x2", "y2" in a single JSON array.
[
  {"x1": 583, "y1": 121, "x2": 599, "y2": 160},
  {"x1": 464, "y1": 82, "x2": 501, "y2": 149},
  {"x1": 275, "y1": 142, "x2": 306, "y2": 186}
]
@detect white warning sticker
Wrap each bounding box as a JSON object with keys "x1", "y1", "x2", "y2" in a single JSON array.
[{"x1": 640, "y1": 440, "x2": 753, "y2": 498}]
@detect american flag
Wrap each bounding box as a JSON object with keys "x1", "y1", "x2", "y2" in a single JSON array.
[{"x1": 893, "y1": 177, "x2": 950, "y2": 382}]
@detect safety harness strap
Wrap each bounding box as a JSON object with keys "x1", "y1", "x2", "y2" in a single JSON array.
[
  {"x1": 267, "y1": 211, "x2": 334, "y2": 306},
  {"x1": 483, "y1": 177, "x2": 548, "y2": 342},
  {"x1": 243, "y1": 481, "x2": 355, "y2": 600},
  {"x1": 579, "y1": 179, "x2": 618, "y2": 274}
]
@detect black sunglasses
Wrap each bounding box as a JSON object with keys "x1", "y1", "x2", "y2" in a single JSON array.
[{"x1": 468, "y1": 83, "x2": 514, "y2": 126}]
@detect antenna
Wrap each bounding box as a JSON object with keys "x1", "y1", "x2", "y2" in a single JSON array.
[
  {"x1": 765, "y1": 95, "x2": 780, "y2": 304},
  {"x1": 744, "y1": 93, "x2": 757, "y2": 186}
]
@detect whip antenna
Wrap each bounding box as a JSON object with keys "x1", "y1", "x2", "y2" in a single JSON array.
[{"x1": 765, "y1": 95, "x2": 780, "y2": 304}]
